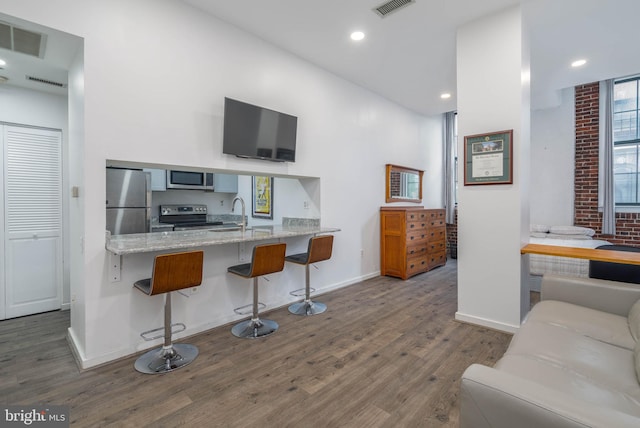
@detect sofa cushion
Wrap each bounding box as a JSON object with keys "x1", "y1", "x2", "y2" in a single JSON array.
[
  {"x1": 526, "y1": 300, "x2": 635, "y2": 350},
  {"x1": 629, "y1": 298, "x2": 640, "y2": 342},
  {"x1": 497, "y1": 354, "x2": 640, "y2": 418},
  {"x1": 500, "y1": 321, "x2": 640, "y2": 401}
]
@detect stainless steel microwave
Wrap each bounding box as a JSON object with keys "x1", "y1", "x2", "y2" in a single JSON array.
[{"x1": 166, "y1": 170, "x2": 214, "y2": 190}]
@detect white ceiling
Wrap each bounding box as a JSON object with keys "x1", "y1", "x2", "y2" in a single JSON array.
[
  {"x1": 0, "y1": 13, "x2": 81, "y2": 96},
  {"x1": 1, "y1": 0, "x2": 640, "y2": 114},
  {"x1": 181, "y1": 0, "x2": 640, "y2": 114}
]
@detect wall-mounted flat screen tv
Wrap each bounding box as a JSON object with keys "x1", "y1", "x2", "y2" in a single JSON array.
[{"x1": 222, "y1": 97, "x2": 298, "y2": 162}]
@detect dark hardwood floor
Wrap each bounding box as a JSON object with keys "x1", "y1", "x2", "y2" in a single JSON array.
[{"x1": 0, "y1": 260, "x2": 516, "y2": 427}]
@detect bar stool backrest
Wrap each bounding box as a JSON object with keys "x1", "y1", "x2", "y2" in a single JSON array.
[
  {"x1": 249, "y1": 243, "x2": 287, "y2": 278},
  {"x1": 307, "y1": 235, "x2": 334, "y2": 265},
  {"x1": 149, "y1": 250, "x2": 204, "y2": 295}
]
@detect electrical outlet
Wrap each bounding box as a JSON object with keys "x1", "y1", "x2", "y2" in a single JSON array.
[
  {"x1": 220, "y1": 200, "x2": 224, "y2": 206},
  {"x1": 303, "y1": 201, "x2": 309, "y2": 209},
  {"x1": 360, "y1": 249, "x2": 364, "y2": 258}
]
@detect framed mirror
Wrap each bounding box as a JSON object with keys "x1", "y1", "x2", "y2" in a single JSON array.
[{"x1": 385, "y1": 164, "x2": 424, "y2": 203}]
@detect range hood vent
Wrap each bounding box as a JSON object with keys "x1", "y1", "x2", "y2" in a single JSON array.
[
  {"x1": 25, "y1": 75, "x2": 66, "y2": 88},
  {"x1": 0, "y1": 21, "x2": 47, "y2": 58},
  {"x1": 373, "y1": 0, "x2": 416, "y2": 18}
]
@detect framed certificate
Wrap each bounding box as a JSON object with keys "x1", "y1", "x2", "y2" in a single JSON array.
[{"x1": 464, "y1": 129, "x2": 513, "y2": 185}]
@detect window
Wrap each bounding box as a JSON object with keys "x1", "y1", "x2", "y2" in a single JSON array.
[
  {"x1": 614, "y1": 77, "x2": 640, "y2": 204},
  {"x1": 454, "y1": 112, "x2": 458, "y2": 204}
]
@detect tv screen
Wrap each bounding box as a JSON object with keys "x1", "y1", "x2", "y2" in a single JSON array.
[{"x1": 223, "y1": 97, "x2": 298, "y2": 162}]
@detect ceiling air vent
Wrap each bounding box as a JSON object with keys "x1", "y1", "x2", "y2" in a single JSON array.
[
  {"x1": 373, "y1": 0, "x2": 416, "y2": 18},
  {"x1": 0, "y1": 21, "x2": 46, "y2": 58},
  {"x1": 25, "y1": 75, "x2": 67, "y2": 88}
]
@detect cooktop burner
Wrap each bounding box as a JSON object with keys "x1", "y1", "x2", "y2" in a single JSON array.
[{"x1": 159, "y1": 204, "x2": 221, "y2": 230}]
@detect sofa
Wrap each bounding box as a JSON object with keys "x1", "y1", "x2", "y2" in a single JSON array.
[{"x1": 460, "y1": 274, "x2": 640, "y2": 428}]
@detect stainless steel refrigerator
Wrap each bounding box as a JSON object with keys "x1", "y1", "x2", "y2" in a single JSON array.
[{"x1": 106, "y1": 168, "x2": 151, "y2": 235}]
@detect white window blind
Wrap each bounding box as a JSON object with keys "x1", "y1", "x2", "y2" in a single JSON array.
[{"x1": 4, "y1": 126, "x2": 62, "y2": 234}]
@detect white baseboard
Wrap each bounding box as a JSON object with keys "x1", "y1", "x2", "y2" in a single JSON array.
[
  {"x1": 68, "y1": 271, "x2": 382, "y2": 370},
  {"x1": 454, "y1": 311, "x2": 520, "y2": 334}
]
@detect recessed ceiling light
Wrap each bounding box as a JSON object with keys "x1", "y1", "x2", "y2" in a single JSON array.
[
  {"x1": 350, "y1": 31, "x2": 365, "y2": 41},
  {"x1": 0, "y1": 59, "x2": 6, "y2": 67},
  {"x1": 571, "y1": 59, "x2": 587, "y2": 68},
  {"x1": 440, "y1": 93, "x2": 451, "y2": 99}
]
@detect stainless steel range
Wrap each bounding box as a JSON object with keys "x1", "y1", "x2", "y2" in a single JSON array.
[{"x1": 159, "y1": 204, "x2": 223, "y2": 231}]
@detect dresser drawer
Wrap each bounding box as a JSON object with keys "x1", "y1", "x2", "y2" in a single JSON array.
[
  {"x1": 407, "y1": 257, "x2": 429, "y2": 276},
  {"x1": 427, "y1": 210, "x2": 445, "y2": 221},
  {"x1": 427, "y1": 227, "x2": 446, "y2": 242},
  {"x1": 407, "y1": 220, "x2": 428, "y2": 231},
  {"x1": 428, "y1": 252, "x2": 446, "y2": 269},
  {"x1": 407, "y1": 229, "x2": 429, "y2": 243},
  {"x1": 406, "y1": 210, "x2": 428, "y2": 222},
  {"x1": 427, "y1": 241, "x2": 446, "y2": 254},
  {"x1": 429, "y1": 218, "x2": 446, "y2": 228},
  {"x1": 407, "y1": 243, "x2": 428, "y2": 258}
]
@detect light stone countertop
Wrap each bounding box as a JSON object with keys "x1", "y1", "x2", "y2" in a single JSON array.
[{"x1": 106, "y1": 225, "x2": 340, "y2": 255}]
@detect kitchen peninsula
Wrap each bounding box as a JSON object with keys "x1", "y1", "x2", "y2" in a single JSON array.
[{"x1": 106, "y1": 224, "x2": 340, "y2": 255}]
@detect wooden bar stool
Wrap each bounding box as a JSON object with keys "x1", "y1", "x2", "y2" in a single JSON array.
[
  {"x1": 133, "y1": 250, "x2": 204, "y2": 374},
  {"x1": 287, "y1": 235, "x2": 334, "y2": 316},
  {"x1": 228, "y1": 242, "x2": 286, "y2": 339}
]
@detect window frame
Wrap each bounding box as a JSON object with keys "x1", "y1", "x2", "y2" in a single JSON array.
[{"x1": 613, "y1": 76, "x2": 640, "y2": 206}]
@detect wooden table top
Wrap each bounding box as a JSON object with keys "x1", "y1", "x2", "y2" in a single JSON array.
[{"x1": 521, "y1": 243, "x2": 640, "y2": 266}]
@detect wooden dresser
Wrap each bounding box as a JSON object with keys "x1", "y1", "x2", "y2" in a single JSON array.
[{"x1": 380, "y1": 206, "x2": 446, "y2": 280}]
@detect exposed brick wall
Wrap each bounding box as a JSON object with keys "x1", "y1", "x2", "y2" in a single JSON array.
[
  {"x1": 574, "y1": 83, "x2": 601, "y2": 232},
  {"x1": 574, "y1": 82, "x2": 640, "y2": 246},
  {"x1": 447, "y1": 207, "x2": 457, "y2": 258}
]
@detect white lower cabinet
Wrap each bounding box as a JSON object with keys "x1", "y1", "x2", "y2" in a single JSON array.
[{"x1": 5, "y1": 234, "x2": 62, "y2": 318}]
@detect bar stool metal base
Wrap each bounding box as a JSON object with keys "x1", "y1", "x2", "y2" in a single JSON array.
[
  {"x1": 288, "y1": 300, "x2": 327, "y2": 316},
  {"x1": 134, "y1": 343, "x2": 198, "y2": 374},
  {"x1": 231, "y1": 318, "x2": 278, "y2": 339}
]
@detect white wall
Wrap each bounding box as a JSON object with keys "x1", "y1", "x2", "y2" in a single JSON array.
[
  {"x1": 0, "y1": 85, "x2": 71, "y2": 308},
  {"x1": 0, "y1": 0, "x2": 444, "y2": 367},
  {"x1": 530, "y1": 87, "x2": 575, "y2": 226},
  {"x1": 456, "y1": 6, "x2": 530, "y2": 333}
]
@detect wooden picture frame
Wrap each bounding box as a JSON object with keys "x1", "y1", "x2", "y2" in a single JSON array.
[
  {"x1": 252, "y1": 176, "x2": 273, "y2": 219},
  {"x1": 463, "y1": 129, "x2": 513, "y2": 185},
  {"x1": 385, "y1": 164, "x2": 424, "y2": 203}
]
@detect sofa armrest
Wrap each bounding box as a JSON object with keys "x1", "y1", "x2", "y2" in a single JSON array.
[
  {"x1": 541, "y1": 274, "x2": 640, "y2": 316},
  {"x1": 461, "y1": 364, "x2": 640, "y2": 428}
]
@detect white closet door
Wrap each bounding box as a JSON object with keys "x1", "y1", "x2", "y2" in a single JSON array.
[{"x1": 3, "y1": 125, "x2": 62, "y2": 319}]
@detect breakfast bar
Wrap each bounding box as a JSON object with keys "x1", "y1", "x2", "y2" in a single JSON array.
[
  {"x1": 99, "y1": 223, "x2": 341, "y2": 369},
  {"x1": 106, "y1": 225, "x2": 340, "y2": 255}
]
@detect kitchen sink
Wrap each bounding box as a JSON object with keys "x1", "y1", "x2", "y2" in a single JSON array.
[{"x1": 208, "y1": 226, "x2": 273, "y2": 234}]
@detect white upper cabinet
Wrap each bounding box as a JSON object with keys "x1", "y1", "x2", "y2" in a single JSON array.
[
  {"x1": 143, "y1": 168, "x2": 166, "y2": 191},
  {"x1": 214, "y1": 173, "x2": 238, "y2": 193}
]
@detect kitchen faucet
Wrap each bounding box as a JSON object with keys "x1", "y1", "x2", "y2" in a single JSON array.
[{"x1": 231, "y1": 196, "x2": 246, "y2": 232}]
